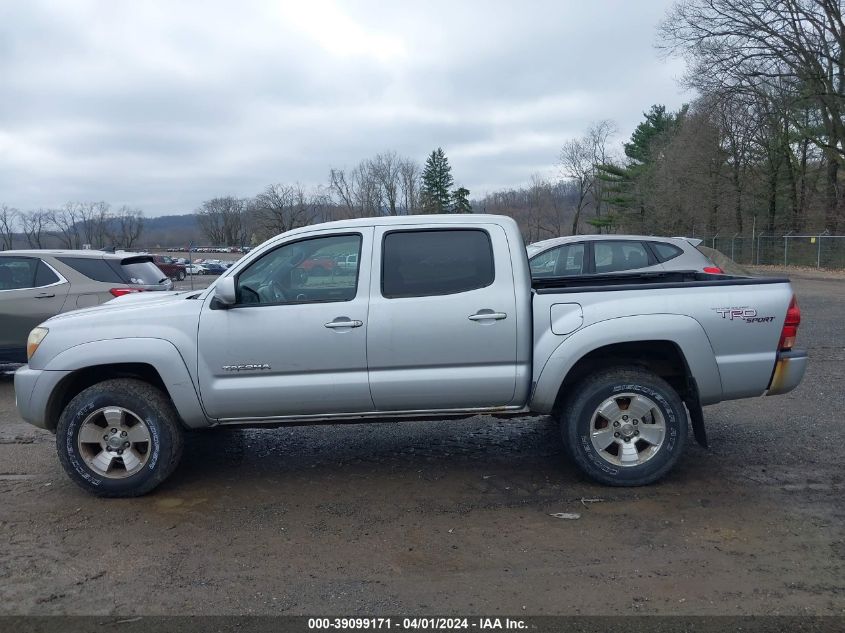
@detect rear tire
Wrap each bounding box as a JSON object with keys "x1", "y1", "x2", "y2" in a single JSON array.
[
  {"x1": 560, "y1": 367, "x2": 687, "y2": 486},
  {"x1": 56, "y1": 379, "x2": 184, "y2": 497},
  {"x1": 177, "y1": 271, "x2": 186, "y2": 281}
]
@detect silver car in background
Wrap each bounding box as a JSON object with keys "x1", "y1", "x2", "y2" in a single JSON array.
[
  {"x1": 527, "y1": 234, "x2": 723, "y2": 278},
  {"x1": 0, "y1": 250, "x2": 172, "y2": 364}
]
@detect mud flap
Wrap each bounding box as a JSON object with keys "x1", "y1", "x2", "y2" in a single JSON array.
[{"x1": 684, "y1": 377, "x2": 708, "y2": 449}]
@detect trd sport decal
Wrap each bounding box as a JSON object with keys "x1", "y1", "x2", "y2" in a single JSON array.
[{"x1": 713, "y1": 307, "x2": 776, "y2": 323}]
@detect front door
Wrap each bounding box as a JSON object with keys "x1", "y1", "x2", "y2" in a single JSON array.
[
  {"x1": 197, "y1": 228, "x2": 373, "y2": 420},
  {"x1": 367, "y1": 224, "x2": 519, "y2": 411}
]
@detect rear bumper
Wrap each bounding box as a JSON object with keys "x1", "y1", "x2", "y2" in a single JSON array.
[{"x1": 766, "y1": 349, "x2": 808, "y2": 396}]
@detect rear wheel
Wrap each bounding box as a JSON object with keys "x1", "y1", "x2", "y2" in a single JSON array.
[
  {"x1": 560, "y1": 367, "x2": 688, "y2": 486},
  {"x1": 56, "y1": 378, "x2": 184, "y2": 497},
  {"x1": 176, "y1": 270, "x2": 186, "y2": 281}
]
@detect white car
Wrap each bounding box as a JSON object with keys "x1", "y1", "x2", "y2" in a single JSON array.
[{"x1": 185, "y1": 264, "x2": 208, "y2": 275}]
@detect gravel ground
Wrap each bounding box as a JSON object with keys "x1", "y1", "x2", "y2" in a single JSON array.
[{"x1": 0, "y1": 268, "x2": 843, "y2": 616}]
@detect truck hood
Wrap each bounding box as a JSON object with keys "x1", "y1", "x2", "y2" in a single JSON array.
[
  {"x1": 46, "y1": 290, "x2": 203, "y2": 322},
  {"x1": 32, "y1": 291, "x2": 205, "y2": 370}
]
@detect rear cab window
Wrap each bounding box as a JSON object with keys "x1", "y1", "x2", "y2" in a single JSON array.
[{"x1": 381, "y1": 229, "x2": 494, "y2": 298}]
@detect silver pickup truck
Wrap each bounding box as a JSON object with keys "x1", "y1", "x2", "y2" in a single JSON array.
[{"x1": 15, "y1": 215, "x2": 807, "y2": 497}]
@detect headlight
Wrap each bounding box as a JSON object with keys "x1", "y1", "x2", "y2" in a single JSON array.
[{"x1": 27, "y1": 327, "x2": 49, "y2": 361}]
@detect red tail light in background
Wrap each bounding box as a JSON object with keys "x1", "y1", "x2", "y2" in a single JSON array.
[
  {"x1": 703, "y1": 266, "x2": 724, "y2": 274},
  {"x1": 109, "y1": 288, "x2": 145, "y2": 297},
  {"x1": 778, "y1": 296, "x2": 801, "y2": 351}
]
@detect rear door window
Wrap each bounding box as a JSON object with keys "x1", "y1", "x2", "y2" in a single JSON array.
[
  {"x1": 593, "y1": 241, "x2": 652, "y2": 273},
  {"x1": 381, "y1": 229, "x2": 494, "y2": 298},
  {"x1": 0, "y1": 257, "x2": 38, "y2": 290}
]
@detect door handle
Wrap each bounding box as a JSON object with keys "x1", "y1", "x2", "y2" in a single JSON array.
[
  {"x1": 468, "y1": 311, "x2": 507, "y2": 321},
  {"x1": 324, "y1": 318, "x2": 363, "y2": 329},
  {"x1": 34, "y1": 293, "x2": 55, "y2": 299}
]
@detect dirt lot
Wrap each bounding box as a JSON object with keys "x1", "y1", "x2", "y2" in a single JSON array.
[{"x1": 1, "y1": 268, "x2": 843, "y2": 616}]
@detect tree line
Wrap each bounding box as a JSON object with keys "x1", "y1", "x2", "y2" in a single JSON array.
[
  {"x1": 194, "y1": 147, "x2": 472, "y2": 246},
  {"x1": 0, "y1": 202, "x2": 145, "y2": 251}
]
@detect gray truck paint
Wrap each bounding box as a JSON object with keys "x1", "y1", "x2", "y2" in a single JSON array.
[{"x1": 15, "y1": 215, "x2": 806, "y2": 431}]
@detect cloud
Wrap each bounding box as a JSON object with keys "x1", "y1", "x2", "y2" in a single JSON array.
[{"x1": 0, "y1": 0, "x2": 688, "y2": 214}]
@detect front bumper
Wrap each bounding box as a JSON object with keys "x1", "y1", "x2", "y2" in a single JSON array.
[
  {"x1": 14, "y1": 366, "x2": 72, "y2": 431},
  {"x1": 766, "y1": 349, "x2": 808, "y2": 396}
]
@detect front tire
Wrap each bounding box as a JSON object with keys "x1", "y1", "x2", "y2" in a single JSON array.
[
  {"x1": 560, "y1": 367, "x2": 688, "y2": 486},
  {"x1": 56, "y1": 379, "x2": 184, "y2": 497}
]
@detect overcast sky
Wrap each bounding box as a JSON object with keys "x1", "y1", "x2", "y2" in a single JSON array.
[{"x1": 1, "y1": 0, "x2": 689, "y2": 216}]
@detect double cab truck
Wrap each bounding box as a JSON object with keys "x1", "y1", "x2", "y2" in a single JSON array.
[{"x1": 14, "y1": 215, "x2": 807, "y2": 496}]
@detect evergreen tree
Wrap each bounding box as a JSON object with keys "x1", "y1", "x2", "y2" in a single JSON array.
[
  {"x1": 451, "y1": 187, "x2": 471, "y2": 213},
  {"x1": 420, "y1": 148, "x2": 454, "y2": 213},
  {"x1": 596, "y1": 104, "x2": 686, "y2": 229}
]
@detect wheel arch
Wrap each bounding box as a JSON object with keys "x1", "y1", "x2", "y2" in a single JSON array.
[
  {"x1": 41, "y1": 338, "x2": 209, "y2": 431},
  {"x1": 530, "y1": 314, "x2": 723, "y2": 415}
]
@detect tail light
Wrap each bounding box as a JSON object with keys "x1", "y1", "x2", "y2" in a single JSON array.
[
  {"x1": 778, "y1": 296, "x2": 801, "y2": 351},
  {"x1": 703, "y1": 266, "x2": 724, "y2": 274},
  {"x1": 109, "y1": 288, "x2": 145, "y2": 297}
]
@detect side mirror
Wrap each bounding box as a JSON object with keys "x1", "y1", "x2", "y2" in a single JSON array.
[{"x1": 213, "y1": 276, "x2": 237, "y2": 307}]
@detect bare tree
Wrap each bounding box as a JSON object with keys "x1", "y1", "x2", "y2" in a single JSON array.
[
  {"x1": 196, "y1": 197, "x2": 249, "y2": 246},
  {"x1": 253, "y1": 183, "x2": 316, "y2": 240},
  {"x1": 399, "y1": 158, "x2": 421, "y2": 214},
  {"x1": 559, "y1": 120, "x2": 616, "y2": 234},
  {"x1": 49, "y1": 203, "x2": 83, "y2": 249},
  {"x1": 77, "y1": 201, "x2": 111, "y2": 248},
  {"x1": 371, "y1": 151, "x2": 402, "y2": 215},
  {"x1": 20, "y1": 210, "x2": 50, "y2": 248},
  {"x1": 108, "y1": 206, "x2": 144, "y2": 249},
  {"x1": 0, "y1": 204, "x2": 18, "y2": 250}
]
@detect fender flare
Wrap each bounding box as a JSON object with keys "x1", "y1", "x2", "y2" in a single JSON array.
[
  {"x1": 529, "y1": 314, "x2": 723, "y2": 413},
  {"x1": 43, "y1": 338, "x2": 209, "y2": 428}
]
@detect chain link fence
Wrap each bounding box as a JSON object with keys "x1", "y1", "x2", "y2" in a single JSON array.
[{"x1": 693, "y1": 233, "x2": 845, "y2": 270}]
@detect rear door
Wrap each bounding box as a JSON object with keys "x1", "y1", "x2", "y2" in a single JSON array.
[
  {"x1": 367, "y1": 224, "x2": 519, "y2": 411},
  {"x1": 0, "y1": 256, "x2": 70, "y2": 362}
]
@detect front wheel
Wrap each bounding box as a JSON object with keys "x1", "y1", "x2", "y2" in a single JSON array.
[
  {"x1": 177, "y1": 270, "x2": 186, "y2": 281},
  {"x1": 560, "y1": 367, "x2": 688, "y2": 486},
  {"x1": 56, "y1": 379, "x2": 184, "y2": 497}
]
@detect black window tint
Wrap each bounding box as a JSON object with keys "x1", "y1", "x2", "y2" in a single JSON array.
[
  {"x1": 0, "y1": 257, "x2": 38, "y2": 290},
  {"x1": 651, "y1": 242, "x2": 683, "y2": 262},
  {"x1": 382, "y1": 229, "x2": 494, "y2": 298},
  {"x1": 35, "y1": 261, "x2": 60, "y2": 286},
  {"x1": 58, "y1": 257, "x2": 124, "y2": 283}
]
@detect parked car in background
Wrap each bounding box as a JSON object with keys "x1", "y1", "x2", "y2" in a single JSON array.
[
  {"x1": 526, "y1": 235, "x2": 723, "y2": 279},
  {"x1": 150, "y1": 255, "x2": 187, "y2": 281},
  {"x1": 335, "y1": 253, "x2": 358, "y2": 273},
  {"x1": 185, "y1": 264, "x2": 207, "y2": 275},
  {"x1": 201, "y1": 263, "x2": 226, "y2": 275},
  {"x1": 301, "y1": 256, "x2": 336, "y2": 276},
  {"x1": 0, "y1": 250, "x2": 171, "y2": 365}
]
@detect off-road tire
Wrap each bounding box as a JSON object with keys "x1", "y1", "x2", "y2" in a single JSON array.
[
  {"x1": 56, "y1": 378, "x2": 184, "y2": 497},
  {"x1": 560, "y1": 367, "x2": 688, "y2": 486}
]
